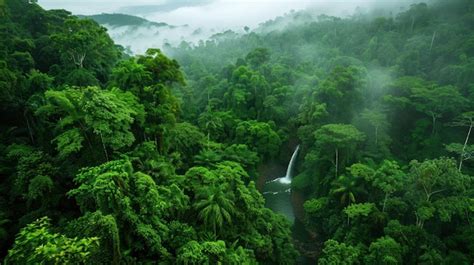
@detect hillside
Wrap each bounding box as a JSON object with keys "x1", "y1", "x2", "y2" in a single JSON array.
[{"x1": 82, "y1": 13, "x2": 170, "y2": 28}]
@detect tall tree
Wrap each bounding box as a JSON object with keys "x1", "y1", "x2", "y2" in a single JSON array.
[
  {"x1": 410, "y1": 85, "x2": 465, "y2": 135},
  {"x1": 36, "y1": 86, "x2": 145, "y2": 160},
  {"x1": 447, "y1": 112, "x2": 474, "y2": 171},
  {"x1": 407, "y1": 158, "x2": 471, "y2": 228},
  {"x1": 51, "y1": 18, "x2": 119, "y2": 82},
  {"x1": 315, "y1": 124, "x2": 365, "y2": 177}
]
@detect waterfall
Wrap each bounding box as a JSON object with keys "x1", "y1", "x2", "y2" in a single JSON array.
[{"x1": 278, "y1": 145, "x2": 300, "y2": 184}]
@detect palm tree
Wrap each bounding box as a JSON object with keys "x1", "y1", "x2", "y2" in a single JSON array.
[
  {"x1": 331, "y1": 175, "x2": 366, "y2": 206},
  {"x1": 194, "y1": 185, "x2": 235, "y2": 235}
]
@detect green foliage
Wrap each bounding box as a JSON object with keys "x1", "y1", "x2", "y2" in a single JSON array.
[
  {"x1": 67, "y1": 159, "x2": 178, "y2": 259},
  {"x1": 194, "y1": 185, "x2": 235, "y2": 235},
  {"x1": 165, "y1": 122, "x2": 205, "y2": 165},
  {"x1": 316, "y1": 66, "x2": 365, "y2": 123},
  {"x1": 65, "y1": 211, "x2": 121, "y2": 264},
  {"x1": 5, "y1": 144, "x2": 58, "y2": 208},
  {"x1": 408, "y1": 157, "x2": 471, "y2": 227},
  {"x1": 235, "y1": 120, "x2": 281, "y2": 160},
  {"x1": 1, "y1": 0, "x2": 473, "y2": 263},
  {"x1": 409, "y1": 84, "x2": 466, "y2": 134},
  {"x1": 365, "y1": 236, "x2": 402, "y2": 265},
  {"x1": 176, "y1": 240, "x2": 208, "y2": 264},
  {"x1": 109, "y1": 58, "x2": 151, "y2": 91},
  {"x1": 37, "y1": 86, "x2": 145, "y2": 159},
  {"x1": 318, "y1": 239, "x2": 360, "y2": 265},
  {"x1": 6, "y1": 217, "x2": 99, "y2": 264},
  {"x1": 303, "y1": 197, "x2": 328, "y2": 215},
  {"x1": 137, "y1": 48, "x2": 185, "y2": 85},
  {"x1": 51, "y1": 17, "x2": 119, "y2": 78},
  {"x1": 314, "y1": 123, "x2": 366, "y2": 177},
  {"x1": 343, "y1": 203, "x2": 375, "y2": 219},
  {"x1": 331, "y1": 174, "x2": 365, "y2": 206},
  {"x1": 52, "y1": 128, "x2": 84, "y2": 159},
  {"x1": 315, "y1": 124, "x2": 366, "y2": 148}
]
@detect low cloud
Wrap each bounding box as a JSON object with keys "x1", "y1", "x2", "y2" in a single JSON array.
[{"x1": 39, "y1": 0, "x2": 427, "y2": 54}]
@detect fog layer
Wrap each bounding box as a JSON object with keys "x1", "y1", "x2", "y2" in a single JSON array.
[{"x1": 39, "y1": 0, "x2": 427, "y2": 54}]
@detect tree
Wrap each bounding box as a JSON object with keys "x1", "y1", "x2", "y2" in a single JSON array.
[
  {"x1": 67, "y1": 159, "x2": 183, "y2": 259},
  {"x1": 64, "y1": 68, "x2": 99, "y2": 86},
  {"x1": 65, "y1": 211, "x2": 121, "y2": 264},
  {"x1": 37, "y1": 86, "x2": 145, "y2": 160},
  {"x1": 316, "y1": 66, "x2": 364, "y2": 123},
  {"x1": 136, "y1": 48, "x2": 185, "y2": 85},
  {"x1": 245, "y1": 48, "x2": 270, "y2": 68},
  {"x1": 410, "y1": 84, "x2": 465, "y2": 135},
  {"x1": 165, "y1": 122, "x2": 205, "y2": 166},
  {"x1": 343, "y1": 203, "x2": 375, "y2": 225},
  {"x1": 318, "y1": 239, "x2": 360, "y2": 265},
  {"x1": 372, "y1": 160, "x2": 406, "y2": 212},
  {"x1": 51, "y1": 18, "x2": 118, "y2": 70},
  {"x1": 6, "y1": 217, "x2": 99, "y2": 264},
  {"x1": 445, "y1": 143, "x2": 474, "y2": 173},
  {"x1": 315, "y1": 124, "x2": 365, "y2": 177},
  {"x1": 365, "y1": 236, "x2": 403, "y2": 265},
  {"x1": 447, "y1": 112, "x2": 474, "y2": 171},
  {"x1": 109, "y1": 58, "x2": 152, "y2": 92},
  {"x1": 194, "y1": 185, "x2": 236, "y2": 235},
  {"x1": 225, "y1": 65, "x2": 269, "y2": 119},
  {"x1": 5, "y1": 144, "x2": 58, "y2": 212},
  {"x1": 360, "y1": 108, "x2": 389, "y2": 146},
  {"x1": 198, "y1": 107, "x2": 224, "y2": 146},
  {"x1": 176, "y1": 240, "x2": 209, "y2": 264},
  {"x1": 303, "y1": 197, "x2": 329, "y2": 218},
  {"x1": 331, "y1": 174, "x2": 366, "y2": 206},
  {"x1": 235, "y1": 120, "x2": 281, "y2": 160},
  {"x1": 408, "y1": 158, "x2": 471, "y2": 228}
]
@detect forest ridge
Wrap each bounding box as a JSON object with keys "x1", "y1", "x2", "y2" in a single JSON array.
[{"x1": 0, "y1": 0, "x2": 473, "y2": 264}]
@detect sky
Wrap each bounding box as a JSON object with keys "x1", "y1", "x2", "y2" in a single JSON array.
[{"x1": 37, "y1": 0, "x2": 417, "y2": 29}]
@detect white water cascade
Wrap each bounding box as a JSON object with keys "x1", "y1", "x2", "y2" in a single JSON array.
[
  {"x1": 262, "y1": 145, "x2": 300, "y2": 221},
  {"x1": 268, "y1": 145, "x2": 300, "y2": 184}
]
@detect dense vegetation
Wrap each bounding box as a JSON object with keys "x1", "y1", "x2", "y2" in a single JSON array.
[
  {"x1": 0, "y1": 0, "x2": 473, "y2": 264},
  {"x1": 166, "y1": 0, "x2": 474, "y2": 263}
]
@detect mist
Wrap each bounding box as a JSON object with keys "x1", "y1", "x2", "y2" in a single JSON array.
[
  {"x1": 39, "y1": 0, "x2": 429, "y2": 54},
  {"x1": 40, "y1": 0, "x2": 426, "y2": 27}
]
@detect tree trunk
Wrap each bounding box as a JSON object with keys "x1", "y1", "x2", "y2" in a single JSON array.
[
  {"x1": 335, "y1": 148, "x2": 339, "y2": 178},
  {"x1": 78, "y1": 121, "x2": 94, "y2": 153},
  {"x1": 382, "y1": 192, "x2": 389, "y2": 212},
  {"x1": 99, "y1": 131, "x2": 109, "y2": 161},
  {"x1": 70, "y1": 52, "x2": 86, "y2": 68},
  {"x1": 375, "y1": 125, "x2": 379, "y2": 145},
  {"x1": 415, "y1": 211, "x2": 424, "y2": 229},
  {"x1": 207, "y1": 132, "x2": 210, "y2": 149},
  {"x1": 459, "y1": 123, "x2": 472, "y2": 172},
  {"x1": 24, "y1": 111, "x2": 34, "y2": 144},
  {"x1": 431, "y1": 113, "x2": 436, "y2": 135},
  {"x1": 429, "y1": 31, "x2": 436, "y2": 54}
]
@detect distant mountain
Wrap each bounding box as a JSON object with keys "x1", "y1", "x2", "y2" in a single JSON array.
[
  {"x1": 117, "y1": 0, "x2": 213, "y2": 15},
  {"x1": 81, "y1": 13, "x2": 170, "y2": 28},
  {"x1": 80, "y1": 13, "x2": 216, "y2": 54}
]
